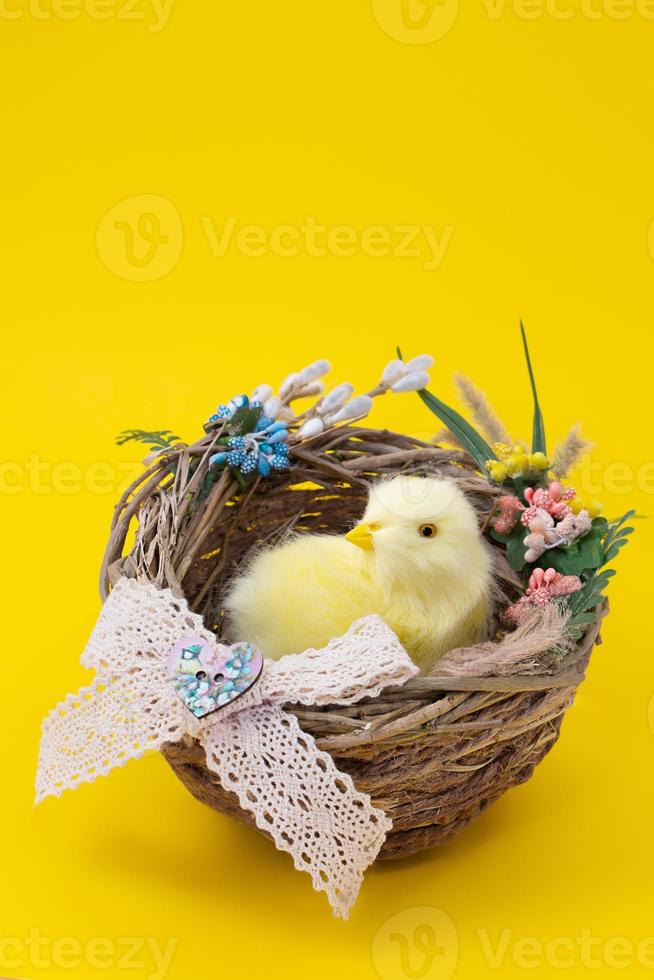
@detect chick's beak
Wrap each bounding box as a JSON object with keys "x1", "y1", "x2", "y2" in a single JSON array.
[{"x1": 346, "y1": 522, "x2": 376, "y2": 551}]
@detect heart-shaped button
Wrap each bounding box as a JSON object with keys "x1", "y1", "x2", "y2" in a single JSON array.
[{"x1": 168, "y1": 635, "x2": 263, "y2": 719}]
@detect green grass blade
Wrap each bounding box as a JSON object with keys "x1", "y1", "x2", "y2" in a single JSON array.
[
  {"x1": 520, "y1": 320, "x2": 547, "y2": 454},
  {"x1": 418, "y1": 388, "x2": 496, "y2": 472}
]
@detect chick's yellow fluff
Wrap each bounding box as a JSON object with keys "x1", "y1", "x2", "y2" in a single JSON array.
[{"x1": 225, "y1": 476, "x2": 491, "y2": 670}]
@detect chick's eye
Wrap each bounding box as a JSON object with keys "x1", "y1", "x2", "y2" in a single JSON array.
[{"x1": 419, "y1": 523, "x2": 437, "y2": 539}]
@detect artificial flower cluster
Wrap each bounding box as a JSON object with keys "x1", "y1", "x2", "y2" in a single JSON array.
[
  {"x1": 296, "y1": 354, "x2": 434, "y2": 440},
  {"x1": 206, "y1": 355, "x2": 435, "y2": 479},
  {"x1": 486, "y1": 442, "x2": 550, "y2": 483},
  {"x1": 493, "y1": 481, "x2": 601, "y2": 563},
  {"x1": 407, "y1": 324, "x2": 632, "y2": 643},
  {"x1": 208, "y1": 395, "x2": 290, "y2": 477},
  {"x1": 378, "y1": 354, "x2": 434, "y2": 393},
  {"x1": 296, "y1": 386, "x2": 373, "y2": 439},
  {"x1": 506, "y1": 567, "x2": 582, "y2": 622}
]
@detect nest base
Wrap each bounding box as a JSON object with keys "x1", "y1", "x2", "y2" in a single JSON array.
[{"x1": 163, "y1": 612, "x2": 600, "y2": 862}]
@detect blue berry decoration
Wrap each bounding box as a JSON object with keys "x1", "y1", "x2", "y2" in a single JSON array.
[{"x1": 208, "y1": 394, "x2": 290, "y2": 481}]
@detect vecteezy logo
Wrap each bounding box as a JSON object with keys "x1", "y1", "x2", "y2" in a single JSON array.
[
  {"x1": 96, "y1": 194, "x2": 183, "y2": 282},
  {"x1": 371, "y1": 0, "x2": 459, "y2": 43},
  {"x1": 372, "y1": 907, "x2": 459, "y2": 980}
]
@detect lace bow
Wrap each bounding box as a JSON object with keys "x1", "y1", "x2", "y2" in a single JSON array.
[{"x1": 36, "y1": 578, "x2": 417, "y2": 918}]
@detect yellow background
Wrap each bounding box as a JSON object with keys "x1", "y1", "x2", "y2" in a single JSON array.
[{"x1": 2, "y1": 1, "x2": 653, "y2": 978}]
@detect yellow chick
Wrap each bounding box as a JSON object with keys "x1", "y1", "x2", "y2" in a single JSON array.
[{"x1": 224, "y1": 476, "x2": 491, "y2": 671}]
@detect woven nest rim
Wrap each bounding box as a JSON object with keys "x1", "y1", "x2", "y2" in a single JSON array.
[
  {"x1": 101, "y1": 421, "x2": 606, "y2": 859},
  {"x1": 101, "y1": 423, "x2": 601, "y2": 742}
]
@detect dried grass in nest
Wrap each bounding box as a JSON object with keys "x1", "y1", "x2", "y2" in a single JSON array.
[{"x1": 101, "y1": 422, "x2": 606, "y2": 860}]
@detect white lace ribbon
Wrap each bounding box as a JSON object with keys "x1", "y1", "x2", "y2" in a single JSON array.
[{"x1": 35, "y1": 578, "x2": 417, "y2": 918}]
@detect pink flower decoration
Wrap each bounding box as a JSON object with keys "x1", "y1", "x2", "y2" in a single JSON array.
[
  {"x1": 522, "y1": 507, "x2": 554, "y2": 532},
  {"x1": 527, "y1": 567, "x2": 556, "y2": 589},
  {"x1": 550, "y1": 481, "x2": 576, "y2": 502},
  {"x1": 527, "y1": 567, "x2": 581, "y2": 596},
  {"x1": 522, "y1": 485, "x2": 573, "y2": 522},
  {"x1": 494, "y1": 482, "x2": 588, "y2": 567},
  {"x1": 522, "y1": 505, "x2": 543, "y2": 527},
  {"x1": 547, "y1": 574, "x2": 585, "y2": 597},
  {"x1": 518, "y1": 484, "x2": 583, "y2": 561},
  {"x1": 492, "y1": 494, "x2": 525, "y2": 534},
  {"x1": 506, "y1": 567, "x2": 582, "y2": 623},
  {"x1": 555, "y1": 509, "x2": 592, "y2": 545},
  {"x1": 501, "y1": 494, "x2": 525, "y2": 512}
]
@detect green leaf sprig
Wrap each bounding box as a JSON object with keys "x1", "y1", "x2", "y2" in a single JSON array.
[
  {"x1": 116, "y1": 429, "x2": 181, "y2": 452},
  {"x1": 565, "y1": 510, "x2": 636, "y2": 635}
]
